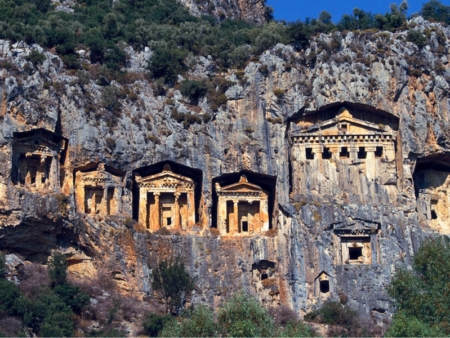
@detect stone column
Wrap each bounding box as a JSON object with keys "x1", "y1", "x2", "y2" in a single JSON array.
[
  {"x1": 77, "y1": 181, "x2": 86, "y2": 213},
  {"x1": 260, "y1": 198, "x2": 269, "y2": 232},
  {"x1": 366, "y1": 146, "x2": 376, "y2": 179},
  {"x1": 349, "y1": 145, "x2": 359, "y2": 160},
  {"x1": 187, "y1": 191, "x2": 196, "y2": 227},
  {"x1": 384, "y1": 141, "x2": 396, "y2": 161},
  {"x1": 153, "y1": 192, "x2": 160, "y2": 230},
  {"x1": 217, "y1": 196, "x2": 226, "y2": 234},
  {"x1": 329, "y1": 146, "x2": 340, "y2": 160},
  {"x1": 174, "y1": 192, "x2": 181, "y2": 230},
  {"x1": 50, "y1": 155, "x2": 59, "y2": 191},
  {"x1": 102, "y1": 187, "x2": 108, "y2": 214},
  {"x1": 233, "y1": 201, "x2": 239, "y2": 234},
  {"x1": 139, "y1": 187, "x2": 148, "y2": 229}
]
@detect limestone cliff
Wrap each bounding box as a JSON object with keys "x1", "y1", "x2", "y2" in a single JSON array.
[
  {"x1": 1, "y1": 16, "x2": 450, "y2": 332},
  {"x1": 179, "y1": 0, "x2": 270, "y2": 25}
]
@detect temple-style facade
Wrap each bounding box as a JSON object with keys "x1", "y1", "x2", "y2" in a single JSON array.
[
  {"x1": 216, "y1": 176, "x2": 269, "y2": 235},
  {"x1": 135, "y1": 164, "x2": 196, "y2": 231},
  {"x1": 12, "y1": 129, "x2": 67, "y2": 191},
  {"x1": 332, "y1": 221, "x2": 381, "y2": 265},
  {"x1": 74, "y1": 163, "x2": 124, "y2": 215}
]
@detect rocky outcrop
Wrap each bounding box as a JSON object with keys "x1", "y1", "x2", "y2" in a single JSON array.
[
  {"x1": 1, "y1": 17, "x2": 450, "y2": 329},
  {"x1": 179, "y1": 0, "x2": 269, "y2": 25}
]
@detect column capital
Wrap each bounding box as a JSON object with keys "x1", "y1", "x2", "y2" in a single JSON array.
[{"x1": 174, "y1": 192, "x2": 181, "y2": 199}]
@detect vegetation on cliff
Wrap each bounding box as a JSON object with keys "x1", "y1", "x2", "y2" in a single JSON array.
[
  {"x1": 0, "y1": 0, "x2": 449, "y2": 85},
  {"x1": 386, "y1": 236, "x2": 450, "y2": 337}
]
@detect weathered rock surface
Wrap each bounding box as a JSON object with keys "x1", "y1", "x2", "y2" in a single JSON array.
[
  {"x1": 179, "y1": 0, "x2": 269, "y2": 25},
  {"x1": 1, "y1": 17, "x2": 450, "y2": 329}
]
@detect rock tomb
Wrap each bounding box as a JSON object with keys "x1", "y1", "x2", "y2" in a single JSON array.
[
  {"x1": 74, "y1": 163, "x2": 124, "y2": 215},
  {"x1": 215, "y1": 175, "x2": 269, "y2": 235},
  {"x1": 135, "y1": 164, "x2": 196, "y2": 231},
  {"x1": 11, "y1": 129, "x2": 67, "y2": 192}
]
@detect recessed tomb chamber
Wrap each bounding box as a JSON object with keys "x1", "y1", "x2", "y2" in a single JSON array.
[
  {"x1": 134, "y1": 163, "x2": 201, "y2": 232},
  {"x1": 414, "y1": 157, "x2": 450, "y2": 234},
  {"x1": 74, "y1": 163, "x2": 124, "y2": 215},
  {"x1": 290, "y1": 102, "x2": 400, "y2": 203},
  {"x1": 215, "y1": 174, "x2": 273, "y2": 235},
  {"x1": 12, "y1": 129, "x2": 67, "y2": 191},
  {"x1": 332, "y1": 221, "x2": 381, "y2": 265}
]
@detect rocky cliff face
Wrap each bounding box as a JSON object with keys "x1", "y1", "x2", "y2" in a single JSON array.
[
  {"x1": 179, "y1": 0, "x2": 269, "y2": 25},
  {"x1": 1, "y1": 16, "x2": 450, "y2": 329}
]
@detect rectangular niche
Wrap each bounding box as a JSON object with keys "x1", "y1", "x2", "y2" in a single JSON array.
[
  {"x1": 238, "y1": 201, "x2": 260, "y2": 233},
  {"x1": 341, "y1": 237, "x2": 371, "y2": 265},
  {"x1": 339, "y1": 147, "x2": 349, "y2": 159},
  {"x1": 85, "y1": 187, "x2": 104, "y2": 215}
]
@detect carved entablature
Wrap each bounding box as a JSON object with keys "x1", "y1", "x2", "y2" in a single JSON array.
[
  {"x1": 216, "y1": 176, "x2": 269, "y2": 235},
  {"x1": 292, "y1": 107, "x2": 396, "y2": 162},
  {"x1": 136, "y1": 164, "x2": 196, "y2": 231},
  {"x1": 75, "y1": 163, "x2": 124, "y2": 216},
  {"x1": 12, "y1": 129, "x2": 67, "y2": 192},
  {"x1": 331, "y1": 221, "x2": 381, "y2": 265}
]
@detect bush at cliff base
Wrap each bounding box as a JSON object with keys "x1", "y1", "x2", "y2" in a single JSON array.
[
  {"x1": 159, "y1": 305, "x2": 217, "y2": 337},
  {"x1": 386, "y1": 236, "x2": 450, "y2": 336}
]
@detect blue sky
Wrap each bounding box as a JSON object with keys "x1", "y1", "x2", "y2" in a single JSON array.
[{"x1": 266, "y1": 0, "x2": 449, "y2": 23}]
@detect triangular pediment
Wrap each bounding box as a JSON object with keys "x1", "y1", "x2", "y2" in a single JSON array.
[
  {"x1": 332, "y1": 221, "x2": 380, "y2": 236},
  {"x1": 137, "y1": 171, "x2": 194, "y2": 185},
  {"x1": 301, "y1": 116, "x2": 386, "y2": 134},
  {"x1": 221, "y1": 182, "x2": 263, "y2": 192}
]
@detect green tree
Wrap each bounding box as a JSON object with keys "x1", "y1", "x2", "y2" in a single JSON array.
[
  {"x1": 421, "y1": 0, "x2": 450, "y2": 24},
  {"x1": 217, "y1": 292, "x2": 275, "y2": 337},
  {"x1": 142, "y1": 312, "x2": 172, "y2": 337},
  {"x1": 48, "y1": 252, "x2": 67, "y2": 287},
  {"x1": 180, "y1": 80, "x2": 208, "y2": 105},
  {"x1": 151, "y1": 255, "x2": 196, "y2": 315},
  {"x1": 159, "y1": 305, "x2": 218, "y2": 337},
  {"x1": 0, "y1": 279, "x2": 21, "y2": 316},
  {"x1": 386, "y1": 237, "x2": 450, "y2": 336},
  {"x1": 0, "y1": 255, "x2": 5, "y2": 279},
  {"x1": 147, "y1": 46, "x2": 187, "y2": 84}
]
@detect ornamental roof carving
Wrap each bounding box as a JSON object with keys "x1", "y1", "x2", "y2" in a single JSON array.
[
  {"x1": 216, "y1": 176, "x2": 267, "y2": 196},
  {"x1": 75, "y1": 163, "x2": 123, "y2": 186},
  {"x1": 331, "y1": 220, "x2": 381, "y2": 236},
  {"x1": 135, "y1": 165, "x2": 195, "y2": 190}
]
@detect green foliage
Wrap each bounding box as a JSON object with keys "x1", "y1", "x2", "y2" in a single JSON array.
[
  {"x1": 142, "y1": 312, "x2": 172, "y2": 337},
  {"x1": 0, "y1": 279, "x2": 21, "y2": 316},
  {"x1": 48, "y1": 252, "x2": 67, "y2": 287},
  {"x1": 159, "y1": 305, "x2": 218, "y2": 337},
  {"x1": 217, "y1": 292, "x2": 275, "y2": 337},
  {"x1": 407, "y1": 30, "x2": 427, "y2": 48},
  {"x1": 151, "y1": 255, "x2": 196, "y2": 315},
  {"x1": 387, "y1": 237, "x2": 450, "y2": 335},
  {"x1": 147, "y1": 46, "x2": 187, "y2": 84},
  {"x1": 54, "y1": 282, "x2": 90, "y2": 314},
  {"x1": 421, "y1": 0, "x2": 450, "y2": 24},
  {"x1": 15, "y1": 289, "x2": 74, "y2": 336},
  {"x1": 385, "y1": 311, "x2": 445, "y2": 337},
  {"x1": 278, "y1": 319, "x2": 317, "y2": 337},
  {"x1": 25, "y1": 50, "x2": 46, "y2": 66},
  {"x1": 180, "y1": 80, "x2": 208, "y2": 104}
]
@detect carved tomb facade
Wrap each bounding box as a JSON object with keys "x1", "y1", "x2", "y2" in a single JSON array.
[
  {"x1": 216, "y1": 175, "x2": 269, "y2": 235},
  {"x1": 291, "y1": 105, "x2": 399, "y2": 203},
  {"x1": 75, "y1": 163, "x2": 124, "y2": 215},
  {"x1": 135, "y1": 165, "x2": 196, "y2": 231},
  {"x1": 12, "y1": 129, "x2": 66, "y2": 192}
]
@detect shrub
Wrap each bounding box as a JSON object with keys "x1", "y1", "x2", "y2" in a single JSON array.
[
  {"x1": 407, "y1": 30, "x2": 427, "y2": 48},
  {"x1": 180, "y1": 80, "x2": 208, "y2": 104},
  {"x1": 147, "y1": 46, "x2": 187, "y2": 84},
  {"x1": 0, "y1": 279, "x2": 21, "y2": 316},
  {"x1": 0, "y1": 255, "x2": 5, "y2": 278},
  {"x1": 54, "y1": 282, "x2": 90, "y2": 314},
  {"x1": 278, "y1": 320, "x2": 317, "y2": 337},
  {"x1": 48, "y1": 252, "x2": 67, "y2": 287},
  {"x1": 160, "y1": 305, "x2": 217, "y2": 337},
  {"x1": 25, "y1": 50, "x2": 46, "y2": 66},
  {"x1": 217, "y1": 292, "x2": 275, "y2": 337},
  {"x1": 387, "y1": 236, "x2": 450, "y2": 335},
  {"x1": 142, "y1": 312, "x2": 172, "y2": 337},
  {"x1": 151, "y1": 255, "x2": 196, "y2": 314}
]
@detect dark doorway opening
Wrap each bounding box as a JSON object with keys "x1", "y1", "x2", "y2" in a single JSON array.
[
  {"x1": 306, "y1": 148, "x2": 314, "y2": 160},
  {"x1": 242, "y1": 221, "x2": 248, "y2": 232},
  {"x1": 339, "y1": 147, "x2": 349, "y2": 158},
  {"x1": 431, "y1": 210, "x2": 438, "y2": 219},
  {"x1": 322, "y1": 147, "x2": 332, "y2": 160},
  {"x1": 357, "y1": 147, "x2": 367, "y2": 159},
  {"x1": 167, "y1": 217, "x2": 172, "y2": 226},
  {"x1": 349, "y1": 247, "x2": 363, "y2": 260},
  {"x1": 320, "y1": 280, "x2": 330, "y2": 293},
  {"x1": 375, "y1": 146, "x2": 383, "y2": 158}
]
